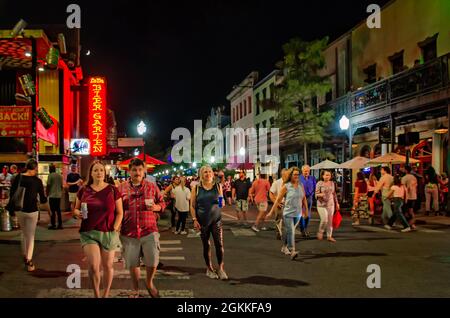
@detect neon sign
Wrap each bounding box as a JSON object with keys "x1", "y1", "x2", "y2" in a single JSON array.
[{"x1": 88, "y1": 76, "x2": 107, "y2": 156}]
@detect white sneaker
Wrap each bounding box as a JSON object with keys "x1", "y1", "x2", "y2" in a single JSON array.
[
  {"x1": 401, "y1": 227, "x2": 412, "y2": 233},
  {"x1": 174, "y1": 230, "x2": 180, "y2": 235},
  {"x1": 251, "y1": 225, "x2": 260, "y2": 233},
  {"x1": 206, "y1": 268, "x2": 218, "y2": 279},
  {"x1": 180, "y1": 231, "x2": 187, "y2": 235},
  {"x1": 384, "y1": 225, "x2": 392, "y2": 230},
  {"x1": 281, "y1": 245, "x2": 289, "y2": 254},
  {"x1": 261, "y1": 227, "x2": 268, "y2": 231},
  {"x1": 216, "y1": 268, "x2": 228, "y2": 280}
]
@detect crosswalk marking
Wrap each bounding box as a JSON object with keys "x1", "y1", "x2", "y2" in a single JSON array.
[
  {"x1": 415, "y1": 226, "x2": 444, "y2": 234},
  {"x1": 36, "y1": 288, "x2": 194, "y2": 298},
  {"x1": 160, "y1": 247, "x2": 183, "y2": 252},
  {"x1": 355, "y1": 225, "x2": 400, "y2": 234},
  {"x1": 160, "y1": 240, "x2": 181, "y2": 245},
  {"x1": 160, "y1": 256, "x2": 185, "y2": 261},
  {"x1": 79, "y1": 269, "x2": 190, "y2": 280},
  {"x1": 230, "y1": 228, "x2": 256, "y2": 236}
]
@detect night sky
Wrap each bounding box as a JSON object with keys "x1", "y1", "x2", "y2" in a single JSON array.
[{"x1": 0, "y1": 0, "x2": 389, "y2": 150}]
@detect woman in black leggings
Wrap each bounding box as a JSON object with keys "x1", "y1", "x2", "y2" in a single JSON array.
[{"x1": 190, "y1": 165, "x2": 228, "y2": 280}]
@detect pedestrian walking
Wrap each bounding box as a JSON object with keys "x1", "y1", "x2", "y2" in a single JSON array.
[
  {"x1": 232, "y1": 171, "x2": 252, "y2": 224},
  {"x1": 372, "y1": 166, "x2": 394, "y2": 224},
  {"x1": 424, "y1": 166, "x2": 440, "y2": 216},
  {"x1": 352, "y1": 172, "x2": 370, "y2": 226},
  {"x1": 164, "y1": 176, "x2": 181, "y2": 232},
  {"x1": 73, "y1": 160, "x2": 124, "y2": 298},
  {"x1": 7, "y1": 159, "x2": 49, "y2": 272},
  {"x1": 172, "y1": 177, "x2": 191, "y2": 235},
  {"x1": 438, "y1": 173, "x2": 448, "y2": 214},
  {"x1": 401, "y1": 166, "x2": 418, "y2": 229},
  {"x1": 224, "y1": 175, "x2": 233, "y2": 206},
  {"x1": 266, "y1": 167, "x2": 308, "y2": 260},
  {"x1": 269, "y1": 168, "x2": 289, "y2": 240},
  {"x1": 367, "y1": 172, "x2": 378, "y2": 224},
  {"x1": 250, "y1": 174, "x2": 271, "y2": 232},
  {"x1": 384, "y1": 175, "x2": 411, "y2": 232},
  {"x1": 190, "y1": 165, "x2": 228, "y2": 280},
  {"x1": 316, "y1": 170, "x2": 339, "y2": 243},
  {"x1": 67, "y1": 165, "x2": 83, "y2": 213},
  {"x1": 117, "y1": 158, "x2": 166, "y2": 298},
  {"x1": 299, "y1": 165, "x2": 316, "y2": 237},
  {"x1": 46, "y1": 164, "x2": 64, "y2": 230}
]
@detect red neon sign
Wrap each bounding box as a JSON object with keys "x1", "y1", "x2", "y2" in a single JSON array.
[{"x1": 88, "y1": 77, "x2": 107, "y2": 156}]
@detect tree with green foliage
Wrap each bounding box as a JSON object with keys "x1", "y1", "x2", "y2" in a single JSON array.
[{"x1": 267, "y1": 37, "x2": 335, "y2": 164}]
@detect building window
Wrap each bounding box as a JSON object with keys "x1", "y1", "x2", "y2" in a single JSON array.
[
  {"x1": 363, "y1": 64, "x2": 377, "y2": 84},
  {"x1": 256, "y1": 93, "x2": 260, "y2": 115},
  {"x1": 248, "y1": 96, "x2": 252, "y2": 113},
  {"x1": 270, "y1": 117, "x2": 275, "y2": 128},
  {"x1": 262, "y1": 120, "x2": 267, "y2": 128},
  {"x1": 389, "y1": 50, "x2": 404, "y2": 75},
  {"x1": 244, "y1": 99, "x2": 247, "y2": 116},
  {"x1": 232, "y1": 108, "x2": 235, "y2": 123},
  {"x1": 325, "y1": 90, "x2": 333, "y2": 103},
  {"x1": 240, "y1": 103, "x2": 243, "y2": 119},
  {"x1": 419, "y1": 34, "x2": 438, "y2": 63},
  {"x1": 236, "y1": 105, "x2": 239, "y2": 121}
]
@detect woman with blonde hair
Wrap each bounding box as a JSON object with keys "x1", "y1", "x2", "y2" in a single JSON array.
[
  {"x1": 190, "y1": 165, "x2": 228, "y2": 280},
  {"x1": 266, "y1": 167, "x2": 308, "y2": 260}
]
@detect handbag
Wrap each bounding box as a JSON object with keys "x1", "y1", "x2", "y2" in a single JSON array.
[
  {"x1": 10, "y1": 174, "x2": 26, "y2": 211},
  {"x1": 332, "y1": 209, "x2": 342, "y2": 229}
]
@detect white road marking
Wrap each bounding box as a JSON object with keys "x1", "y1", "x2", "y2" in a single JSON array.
[
  {"x1": 160, "y1": 247, "x2": 183, "y2": 252},
  {"x1": 79, "y1": 269, "x2": 189, "y2": 280},
  {"x1": 36, "y1": 288, "x2": 194, "y2": 298},
  {"x1": 230, "y1": 228, "x2": 256, "y2": 236},
  {"x1": 415, "y1": 226, "x2": 444, "y2": 234},
  {"x1": 160, "y1": 256, "x2": 185, "y2": 261},
  {"x1": 160, "y1": 240, "x2": 181, "y2": 245},
  {"x1": 222, "y1": 211, "x2": 239, "y2": 220}
]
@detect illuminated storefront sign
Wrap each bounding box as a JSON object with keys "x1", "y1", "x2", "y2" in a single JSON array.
[
  {"x1": 0, "y1": 106, "x2": 32, "y2": 137},
  {"x1": 70, "y1": 138, "x2": 90, "y2": 155},
  {"x1": 88, "y1": 76, "x2": 107, "y2": 156}
]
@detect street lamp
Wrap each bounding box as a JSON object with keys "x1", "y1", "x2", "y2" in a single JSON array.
[
  {"x1": 239, "y1": 147, "x2": 246, "y2": 156},
  {"x1": 210, "y1": 156, "x2": 215, "y2": 164},
  {"x1": 192, "y1": 162, "x2": 197, "y2": 168},
  {"x1": 134, "y1": 148, "x2": 140, "y2": 156},
  {"x1": 339, "y1": 115, "x2": 352, "y2": 205},
  {"x1": 137, "y1": 120, "x2": 147, "y2": 163},
  {"x1": 339, "y1": 115, "x2": 350, "y2": 131}
]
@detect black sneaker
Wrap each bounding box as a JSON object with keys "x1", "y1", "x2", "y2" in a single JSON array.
[
  {"x1": 57, "y1": 225, "x2": 64, "y2": 230},
  {"x1": 48, "y1": 225, "x2": 56, "y2": 230}
]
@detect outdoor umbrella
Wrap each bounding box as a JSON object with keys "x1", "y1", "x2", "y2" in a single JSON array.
[
  {"x1": 366, "y1": 153, "x2": 419, "y2": 166},
  {"x1": 310, "y1": 159, "x2": 341, "y2": 170},
  {"x1": 339, "y1": 156, "x2": 370, "y2": 170},
  {"x1": 118, "y1": 153, "x2": 167, "y2": 171}
]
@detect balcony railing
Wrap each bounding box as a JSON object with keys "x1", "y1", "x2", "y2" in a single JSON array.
[{"x1": 322, "y1": 53, "x2": 449, "y2": 115}]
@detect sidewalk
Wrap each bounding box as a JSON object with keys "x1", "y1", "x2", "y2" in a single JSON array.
[{"x1": 0, "y1": 211, "x2": 81, "y2": 243}]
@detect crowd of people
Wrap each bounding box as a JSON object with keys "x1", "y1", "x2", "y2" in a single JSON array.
[{"x1": 3, "y1": 157, "x2": 449, "y2": 298}]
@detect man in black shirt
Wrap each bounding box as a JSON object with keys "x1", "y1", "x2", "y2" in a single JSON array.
[
  {"x1": 66, "y1": 165, "x2": 83, "y2": 212},
  {"x1": 232, "y1": 171, "x2": 252, "y2": 224}
]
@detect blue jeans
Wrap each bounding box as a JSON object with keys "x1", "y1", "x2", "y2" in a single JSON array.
[
  {"x1": 299, "y1": 196, "x2": 313, "y2": 231},
  {"x1": 283, "y1": 216, "x2": 297, "y2": 250}
]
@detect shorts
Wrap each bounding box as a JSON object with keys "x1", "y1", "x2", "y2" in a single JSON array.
[
  {"x1": 69, "y1": 192, "x2": 77, "y2": 203},
  {"x1": 120, "y1": 232, "x2": 160, "y2": 269},
  {"x1": 80, "y1": 230, "x2": 120, "y2": 251},
  {"x1": 225, "y1": 191, "x2": 232, "y2": 199},
  {"x1": 235, "y1": 199, "x2": 248, "y2": 212},
  {"x1": 256, "y1": 202, "x2": 268, "y2": 212},
  {"x1": 405, "y1": 200, "x2": 416, "y2": 210}
]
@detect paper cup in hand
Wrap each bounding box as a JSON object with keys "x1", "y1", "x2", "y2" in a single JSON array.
[{"x1": 145, "y1": 199, "x2": 154, "y2": 209}]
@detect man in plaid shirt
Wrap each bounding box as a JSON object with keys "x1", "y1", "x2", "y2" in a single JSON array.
[{"x1": 118, "y1": 158, "x2": 166, "y2": 298}]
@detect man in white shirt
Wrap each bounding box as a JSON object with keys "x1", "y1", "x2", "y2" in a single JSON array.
[
  {"x1": 269, "y1": 168, "x2": 288, "y2": 240},
  {"x1": 372, "y1": 166, "x2": 394, "y2": 224},
  {"x1": 402, "y1": 166, "x2": 418, "y2": 229}
]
